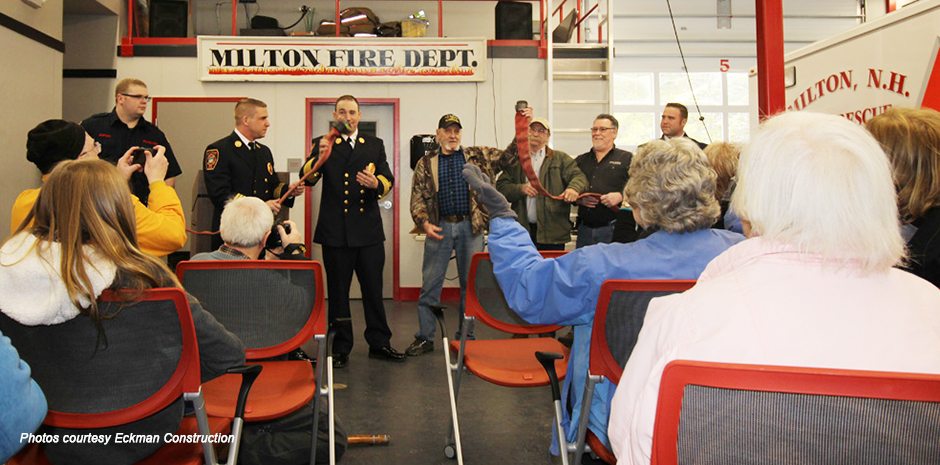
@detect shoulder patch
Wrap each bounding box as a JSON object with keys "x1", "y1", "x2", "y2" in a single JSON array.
[
  {"x1": 205, "y1": 149, "x2": 220, "y2": 171},
  {"x1": 267, "y1": 162, "x2": 274, "y2": 175}
]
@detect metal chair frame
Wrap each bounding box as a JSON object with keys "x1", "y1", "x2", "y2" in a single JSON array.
[{"x1": 176, "y1": 259, "x2": 334, "y2": 465}]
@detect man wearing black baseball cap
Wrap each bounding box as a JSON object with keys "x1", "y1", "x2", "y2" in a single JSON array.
[
  {"x1": 406, "y1": 113, "x2": 515, "y2": 356},
  {"x1": 10, "y1": 119, "x2": 186, "y2": 257}
]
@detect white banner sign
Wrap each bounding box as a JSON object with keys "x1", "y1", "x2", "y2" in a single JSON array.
[{"x1": 198, "y1": 36, "x2": 487, "y2": 82}]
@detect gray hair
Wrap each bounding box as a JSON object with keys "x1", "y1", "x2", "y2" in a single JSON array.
[
  {"x1": 625, "y1": 139, "x2": 720, "y2": 233},
  {"x1": 219, "y1": 196, "x2": 274, "y2": 247}
]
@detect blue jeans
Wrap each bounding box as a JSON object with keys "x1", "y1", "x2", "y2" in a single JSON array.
[
  {"x1": 575, "y1": 222, "x2": 615, "y2": 248},
  {"x1": 416, "y1": 220, "x2": 483, "y2": 341}
]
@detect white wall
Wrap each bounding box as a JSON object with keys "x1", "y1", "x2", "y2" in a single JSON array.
[
  {"x1": 63, "y1": 12, "x2": 120, "y2": 123},
  {"x1": 0, "y1": 0, "x2": 64, "y2": 236}
]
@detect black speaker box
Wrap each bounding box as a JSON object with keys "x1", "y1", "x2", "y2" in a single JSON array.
[
  {"x1": 495, "y1": 1, "x2": 533, "y2": 40},
  {"x1": 411, "y1": 134, "x2": 437, "y2": 170},
  {"x1": 150, "y1": 0, "x2": 188, "y2": 38}
]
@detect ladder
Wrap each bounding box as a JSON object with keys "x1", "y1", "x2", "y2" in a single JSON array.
[{"x1": 546, "y1": 0, "x2": 614, "y2": 157}]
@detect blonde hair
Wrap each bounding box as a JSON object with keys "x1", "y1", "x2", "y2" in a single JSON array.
[
  {"x1": 625, "y1": 139, "x2": 720, "y2": 233},
  {"x1": 703, "y1": 142, "x2": 741, "y2": 200},
  {"x1": 115, "y1": 78, "x2": 147, "y2": 98},
  {"x1": 866, "y1": 107, "x2": 940, "y2": 222},
  {"x1": 12, "y1": 159, "x2": 180, "y2": 321},
  {"x1": 732, "y1": 111, "x2": 905, "y2": 272},
  {"x1": 235, "y1": 98, "x2": 267, "y2": 123}
]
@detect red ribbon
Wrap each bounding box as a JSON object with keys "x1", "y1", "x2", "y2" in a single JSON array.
[
  {"x1": 276, "y1": 125, "x2": 343, "y2": 205},
  {"x1": 515, "y1": 111, "x2": 563, "y2": 200},
  {"x1": 514, "y1": 111, "x2": 603, "y2": 205}
]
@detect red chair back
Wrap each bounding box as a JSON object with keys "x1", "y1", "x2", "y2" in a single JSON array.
[
  {"x1": 0, "y1": 288, "x2": 198, "y2": 429},
  {"x1": 589, "y1": 280, "x2": 695, "y2": 385},
  {"x1": 465, "y1": 251, "x2": 566, "y2": 335},
  {"x1": 652, "y1": 361, "x2": 940, "y2": 465},
  {"x1": 176, "y1": 260, "x2": 326, "y2": 359}
]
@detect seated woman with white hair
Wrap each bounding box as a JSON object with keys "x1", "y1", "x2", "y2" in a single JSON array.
[{"x1": 607, "y1": 111, "x2": 940, "y2": 465}]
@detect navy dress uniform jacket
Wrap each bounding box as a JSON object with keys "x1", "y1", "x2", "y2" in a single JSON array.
[
  {"x1": 203, "y1": 132, "x2": 293, "y2": 231},
  {"x1": 301, "y1": 134, "x2": 394, "y2": 248}
]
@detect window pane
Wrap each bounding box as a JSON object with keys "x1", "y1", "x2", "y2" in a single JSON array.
[
  {"x1": 727, "y1": 73, "x2": 750, "y2": 106},
  {"x1": 727, "y1": 112, "x2": 751, "y2": 142},
  {"x1": 683, "y1": 112, "x2": 723, "y2": 144},
  {"x1": 613, "y1": 72, "x2": 654, "y2": 106},
  {"x1": 659, "y1": 73, "x2": 723, "y2": 106},
  {"x1": 614, "y1": 112, "x2": 656, "y2": 147}
]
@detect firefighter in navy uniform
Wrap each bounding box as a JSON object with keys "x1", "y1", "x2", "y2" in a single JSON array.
[
  {"x1": 203, "y1": 98, "x2": 300, "y2": 250},
  {"x1": 300, "y1": 95, "x2": 404, "y2": 368},
  {"x1": 81, "y1": 78, "x2": 182, "y2": 204}
]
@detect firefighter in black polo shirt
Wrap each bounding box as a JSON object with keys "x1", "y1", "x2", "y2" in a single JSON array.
[{"x1": 81, "y1": 78, "x2": 181, "y2": 204}]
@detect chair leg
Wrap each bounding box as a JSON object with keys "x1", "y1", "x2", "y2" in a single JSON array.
[
  {"x1": 184, "y1": 391, "x2": 220, "y2": 465},
  {"x1": 327, "y1": 354, "x2": 336, "y2": 465},
  {"x1": 536, "y1": 351, "x2": 569, "y2": 465},
  {"x1": 310, "y1": 333, "x2": 328, "y2": 465},
  {"x1": 572, "y1": 375, "x2": 599, "y2": 465}
]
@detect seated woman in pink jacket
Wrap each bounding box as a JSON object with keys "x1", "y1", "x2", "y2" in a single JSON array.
[{"x1": 608, "y1": 111, "x2": 940, "y2": 465}]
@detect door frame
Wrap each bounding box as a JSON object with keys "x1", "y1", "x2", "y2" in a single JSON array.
[{"x1": 304, "y1": 98, "x2": 401, "y2": 300}]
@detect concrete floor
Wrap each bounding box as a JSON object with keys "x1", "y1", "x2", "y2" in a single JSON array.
[{"x1": 305, "y1": 299, "x2": 565, "y2": 465}]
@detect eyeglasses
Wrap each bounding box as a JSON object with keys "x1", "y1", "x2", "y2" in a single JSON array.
[
  {"x1": 79, "y1": 141, "x2": 102, "y2": 158},
  {"x1": 590, "y1": 127, "x2": 616, "y2": 133},
  {"x1": 529, "y1": 127, "x2": 549, "y2": 135},
  {"x1": 121, "y1": 93, "x2": 152, "y2": 102}
]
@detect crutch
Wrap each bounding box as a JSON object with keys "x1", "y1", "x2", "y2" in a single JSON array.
[
  {"x1": 536, "y1": 351, "x2": 569, "y2": 465},
  {"x1": 430, "y1": 305, "x2": 465, "y2": 464}
]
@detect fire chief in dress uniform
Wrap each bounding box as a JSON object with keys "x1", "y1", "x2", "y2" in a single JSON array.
[
  {"x1": 204, "y1": 98, "x2": 299, "y2": 250},
  {"x1": 300, "y1": 95, "x2": 404, "y2": 368}
]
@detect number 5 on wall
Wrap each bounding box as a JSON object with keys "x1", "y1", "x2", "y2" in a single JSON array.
[{"x1": 720, "y1": 59, "x2": 730, "y2": 72}]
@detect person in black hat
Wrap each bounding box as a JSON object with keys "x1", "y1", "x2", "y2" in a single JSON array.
[
  {"x1": 11, "y1": 120, "x2": 102, "y2": 233},
  {"x1": 11, "y1": 119, "x2": 186, "y2": 257},
  {"x1": 405, "y1": 113, "x2": 515, "y2": 356}
]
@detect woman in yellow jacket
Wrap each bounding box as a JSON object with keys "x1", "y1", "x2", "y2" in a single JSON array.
[{"x1": 10, "y1": 119, "x2": 185, "y2": 257}]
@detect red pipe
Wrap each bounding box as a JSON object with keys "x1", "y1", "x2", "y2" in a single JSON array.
[
  {"x1": 335, "y1": 0, "x2": 341, "y2": 36},
  {"x1": 755, "y1": 0, "x2": 786, "y2": 120},
  {"x1": 231, "y1": 0, "x2": 237, "y2": 35}
]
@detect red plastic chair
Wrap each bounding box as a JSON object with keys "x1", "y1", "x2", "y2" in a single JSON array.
[
  {"x1": 176, "y1": 260, "x2": 333, "y2": 464},
  {"x1": 3, "y1": 288, "x2": 259, "y2": 465},
  {"x1": 652, "y1": 361, "x2": 940, "y2": 465},
  {"x1": 563, "y1": 280, "x2": 695, "y2": 465},
  {"x1": 440, "y1": 251, "x2": 571, "y2": 462}
]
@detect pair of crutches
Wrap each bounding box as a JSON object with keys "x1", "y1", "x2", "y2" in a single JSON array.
[{"x1": 431, "y1": 307, "x2": 576, "y2": 465}]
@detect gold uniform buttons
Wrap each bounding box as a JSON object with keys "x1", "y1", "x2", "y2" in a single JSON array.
[
  {"x1": 344, "y1": 173, "x2": 349, "y2": 178},
  {"x1": 359, "y1": 189, "x2": 365, "y2": 194},
  {"x1": 360, "y1": 199, "x2": 365, "y2": 204},
  {"x1": 343, "y1": 200, "x2": 349, "y2": 205},
  {"x1": 344, "y1": 181, "x2": 349, "y2": 186},
  {"x1": 359, "y1": 208, "x2": 365, "y2": 213}
]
